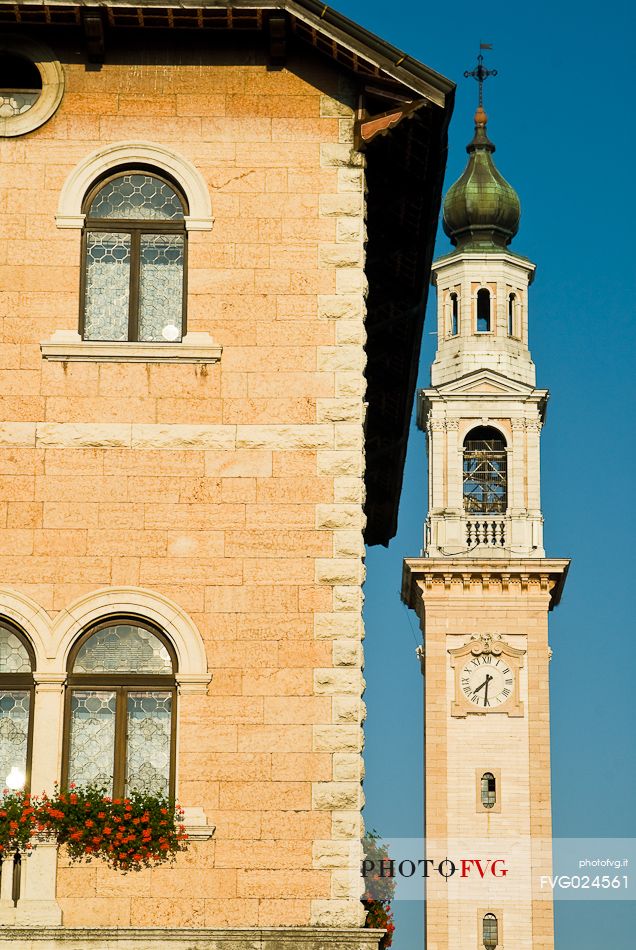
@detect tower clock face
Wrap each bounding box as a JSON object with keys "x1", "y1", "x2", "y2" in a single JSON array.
[{"x1": 460, "y1": 655, "x2": 514, "y2": 709}]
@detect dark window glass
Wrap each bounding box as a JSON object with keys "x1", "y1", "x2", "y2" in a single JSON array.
[
  {"x1": 477, "y1": 288, "x2": 491, "y2": 332},
  {"x1": 463, "y1": 426, "x2": 507, "y2": 514},
  {"x1": 508, "y1": 293, "x2": 516, "y2": 336},
  {"x1": 481, "y1": 772, "x2": 496, "y2": 808},
  {"x1": 450, "y1": 293, "x2": 459, "y2": 336},
  {"x1": 0, "y1": 53, "x2": 41, "y2": 118}
]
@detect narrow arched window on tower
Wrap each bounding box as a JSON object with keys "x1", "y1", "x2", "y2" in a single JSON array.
[
  {"x1": 481, "y1": 772, "x2": 496, "y2": 808},
  {"x1": 463, "y1": 426, "x2": 507, "y2": 514},
  {"x1": 508, "y1": 293, "x2": 516, "y2": 336},
  {"x1": 450, "y1": 292, "x2": 459, "y2": 336},
  {"x1": 483, "y1": 913, "x2": 498, "y2": 948},
  {"x1": 476, "y1": 288, "x2": 491, "y2": 332}
]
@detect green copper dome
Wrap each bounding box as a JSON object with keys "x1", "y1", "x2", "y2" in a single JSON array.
[{"x1": 443, "y1": 107, "x2": 520, "y2": 251}]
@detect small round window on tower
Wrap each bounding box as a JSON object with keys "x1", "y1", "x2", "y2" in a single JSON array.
[{"x1": 0, "y1": 52, "x2": 42, "y2": 119}]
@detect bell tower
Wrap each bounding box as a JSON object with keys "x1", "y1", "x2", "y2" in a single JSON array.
[{"x1": 402, "y1": 60, "x2": 569, "y2": 950}]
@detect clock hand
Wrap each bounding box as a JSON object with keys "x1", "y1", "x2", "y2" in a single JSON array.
[
  {"x1": 484, "y1": 675, "x2": 490, "y2": 707},
  {"x1": 472, "y1": 677, "x2": 488, "y2": 695}
]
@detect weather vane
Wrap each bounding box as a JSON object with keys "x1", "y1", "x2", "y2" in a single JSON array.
[{"x1": 464, "y1": 43, "x2": 497, "y2": 109}]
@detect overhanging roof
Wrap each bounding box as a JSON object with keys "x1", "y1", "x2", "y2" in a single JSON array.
[
  {"x1": 0, "y1": 0, "x2": 453, "y2": 106},
  {"x1": 0, "y1": 1, "x2": 455, "y2": 546}
]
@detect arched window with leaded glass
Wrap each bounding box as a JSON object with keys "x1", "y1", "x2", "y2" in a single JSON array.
[
  {"x1": 63, "y1": 620, "x2": 177, "y2": 798},
  {"x1": 0, "y1": 622, "x2": 34, "y2": 793},
  {"x1": 482, "y1": 913, "x2": 499, "y2": 948},
  {"x1": 462, "y1": 426, "x2": 508, "y2": 514},
  {"x1": 80, "y1": 170, "x2": 187, "y2": 344}
]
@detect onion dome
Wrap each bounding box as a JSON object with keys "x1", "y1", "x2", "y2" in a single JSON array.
[{"x1": 443, "y1": 106, "x2": 520, "y2": 251}]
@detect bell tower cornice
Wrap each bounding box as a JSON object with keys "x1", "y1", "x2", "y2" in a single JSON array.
[
  {"x1": 402, "y1": 557, "x2": 570, "y2": 615},
  {"x1": 432, "y1": 247, "x2": 536, "y2": 282}
]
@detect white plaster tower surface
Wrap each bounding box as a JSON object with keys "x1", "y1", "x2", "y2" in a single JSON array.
[{"x1": 401, "y1": 58, "x2": 569, "y2": 950}]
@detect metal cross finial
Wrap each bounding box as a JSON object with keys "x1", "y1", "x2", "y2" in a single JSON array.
[{"x1": 464, "y1": 49, "x2": 497, "y2": 109}]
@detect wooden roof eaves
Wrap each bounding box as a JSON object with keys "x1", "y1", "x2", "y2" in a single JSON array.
[{"x1": 1, "y1": 0, "x2": 455, "y2": 108}]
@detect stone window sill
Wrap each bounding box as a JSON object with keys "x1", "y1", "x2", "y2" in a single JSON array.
[
  {"x1": 182, "y1": 807, "x2": 215, "y2": 842},
  {"x1": 40, "y1": 330, "x2": 222, "y2": 364}
]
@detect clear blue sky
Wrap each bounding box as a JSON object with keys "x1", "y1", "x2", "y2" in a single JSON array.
[{"x1": 338, "y1": 0, "x2": 636, "y2": 947}]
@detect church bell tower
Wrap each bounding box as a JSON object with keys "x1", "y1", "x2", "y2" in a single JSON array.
[{"x1": 402, "y1": 61, "x2": 569, "y2": 950}]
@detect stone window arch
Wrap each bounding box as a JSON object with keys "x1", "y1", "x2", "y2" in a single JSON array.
[{"x1": 56, "y1": 141, "x2": 213, "y2": 232}]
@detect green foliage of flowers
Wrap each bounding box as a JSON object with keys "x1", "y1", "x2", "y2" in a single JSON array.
[
  {"x1": 362, "y1": 831, "x2": 396, "y2": 948},
  {"x1": 0, "y1": 784, "x2": 188, "y2": 873}
]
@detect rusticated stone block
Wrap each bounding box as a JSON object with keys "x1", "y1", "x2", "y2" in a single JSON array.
[
  {"x1": 314, "y1": 668, "x2": 364, "y2": 696},
  {"x1": 313, "y1": 725, "x2": 361, "y2": 753},
  {"x1": 312, "y1": 782, "x2": 362, "y2": 811}
]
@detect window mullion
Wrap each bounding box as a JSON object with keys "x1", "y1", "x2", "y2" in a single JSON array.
[
  {"x1": 113, "y1": 688, "x2": 128, "y2": 798},
  {"x1": 128, "y1": 230, "x2": 141, "y2": 342}
]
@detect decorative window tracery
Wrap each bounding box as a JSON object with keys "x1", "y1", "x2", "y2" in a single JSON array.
[
  {"x1": 0, "y1": 623, "x2": 34, "y2": 793},
  {"x1": 64, "y1": 620, "x2": 176, "y2": 798},
  {"x1": 81, "y1": 171, "x2": 187, "y2": 344},
  {"x1": 463, "y1": 426, "x2": 507, "y2": 514}
]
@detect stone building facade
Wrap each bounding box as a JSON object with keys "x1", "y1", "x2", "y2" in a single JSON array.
[{"x1": 0, "y1": 3, "x2": 453, "y2": 946}]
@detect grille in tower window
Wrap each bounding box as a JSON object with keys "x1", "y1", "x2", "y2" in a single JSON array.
[{"x1": 463, "y1": 426, "x2": 507, "y2": 514}]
